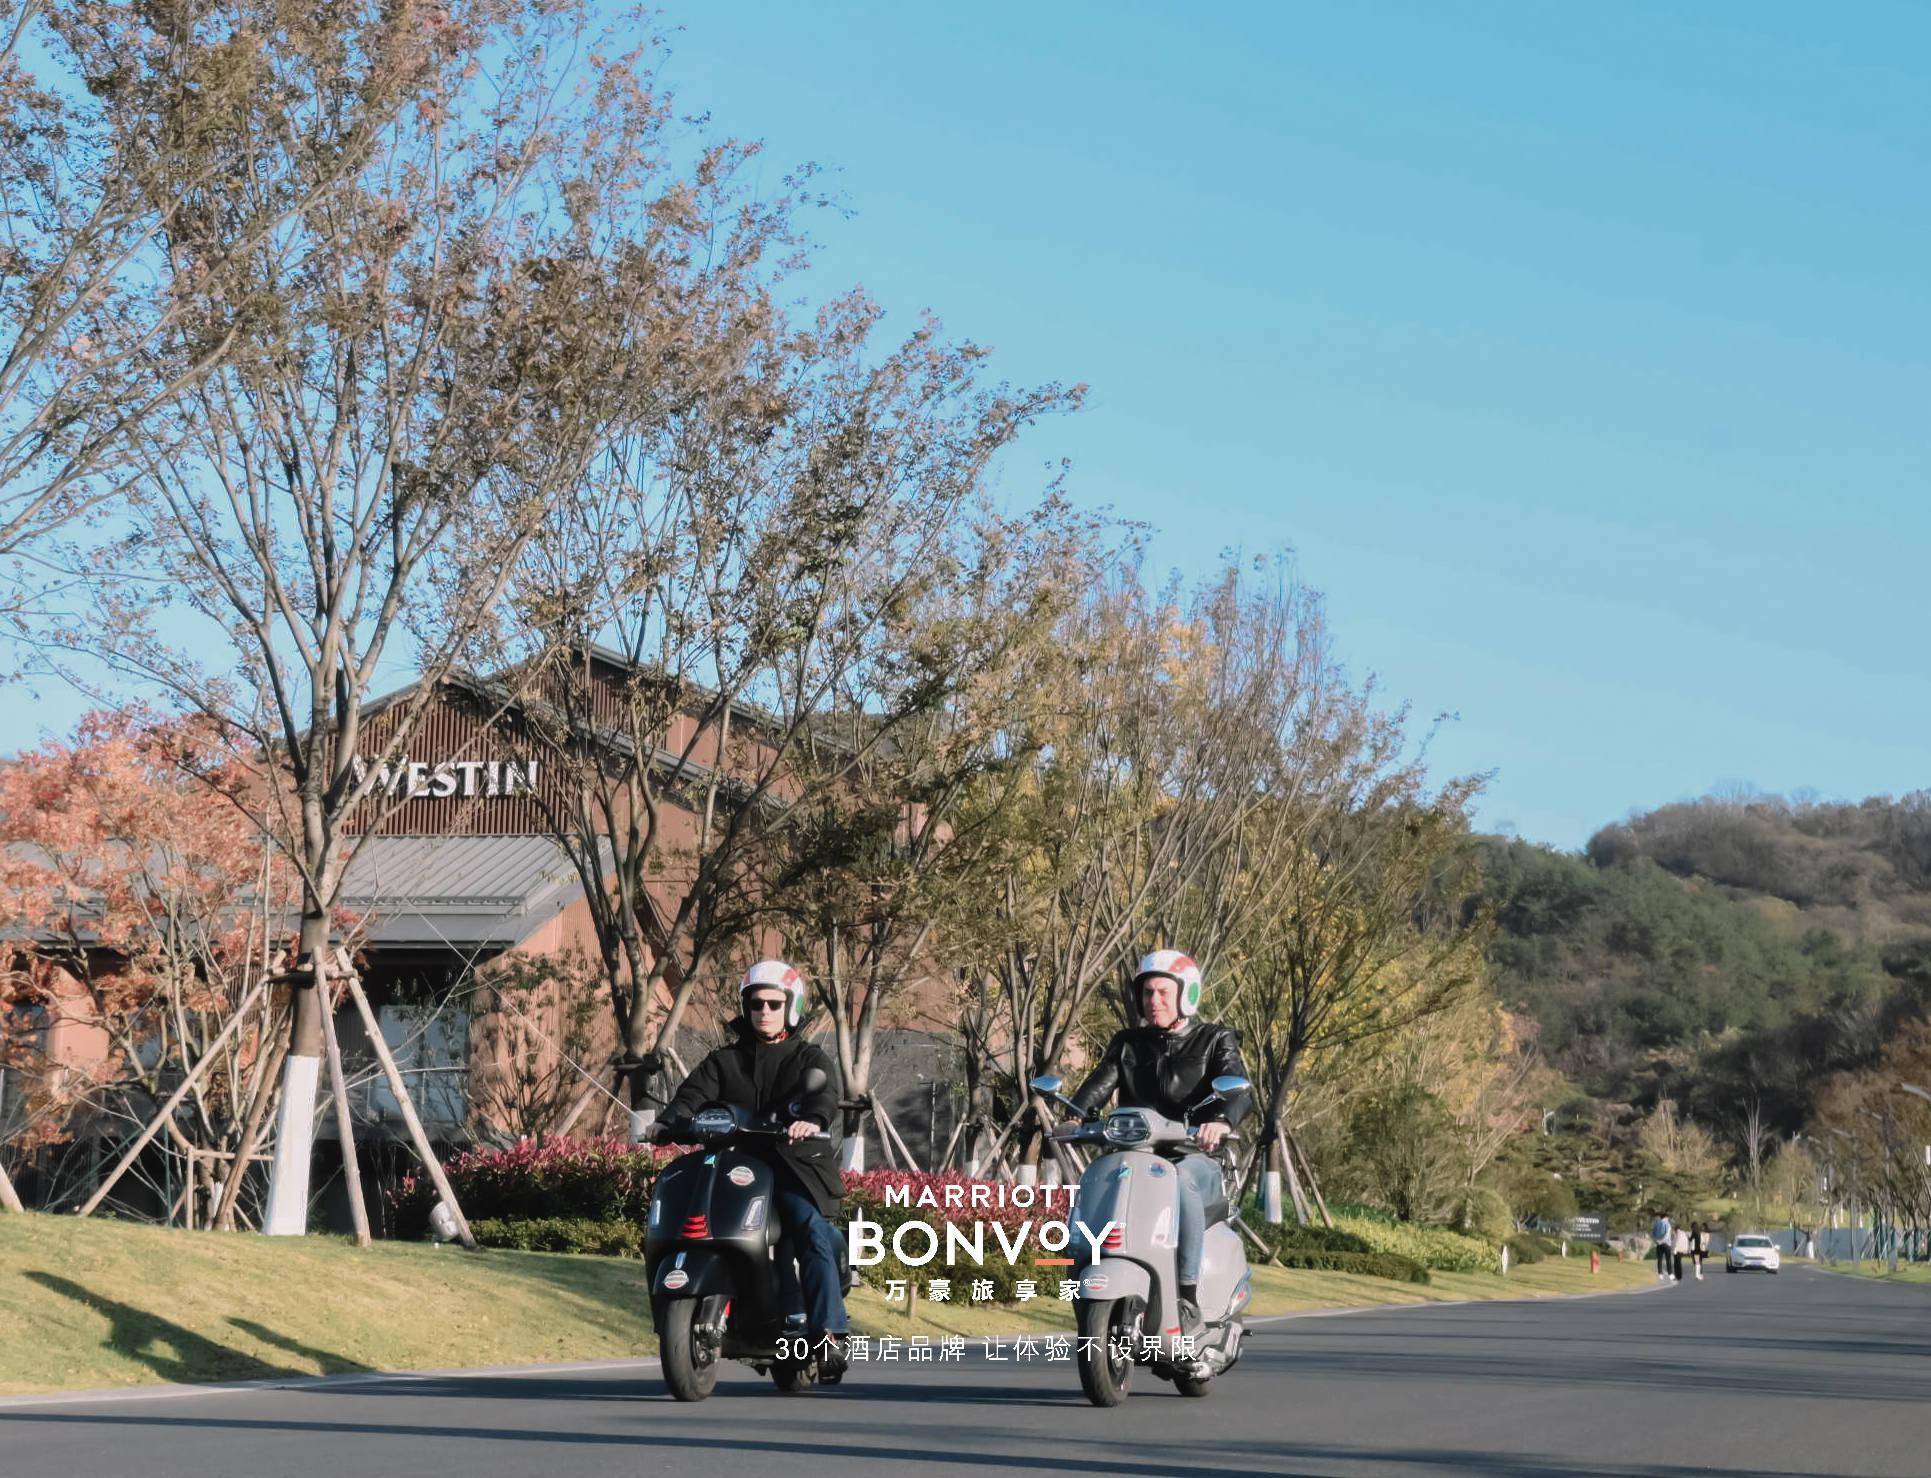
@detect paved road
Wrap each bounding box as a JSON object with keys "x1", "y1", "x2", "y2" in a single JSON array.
[{"x1": 3, "y1": 1268, "x2": 1926, "y2": 1477}]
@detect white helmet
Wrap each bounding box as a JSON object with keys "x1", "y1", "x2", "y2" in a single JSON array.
[
  {"x1": 741, "y1": 959, "x2": 807, "y2": 1029},
  {"x1": 1133, "y1": 949, "x2": 1204, "y2": 1018}
]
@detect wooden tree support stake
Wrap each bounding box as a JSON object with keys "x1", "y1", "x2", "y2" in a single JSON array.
[
  {"x1": 318, "y1": 961, "x2": 371, "y2": 1248},
  {"x1": 1285, "y1": 1126, "x2": 1333, "y2": 1228},
  {"x1": 1277, "y1": 1123, "x2": 1312, "y2": 1226},
  {"x1": 77, "y1": 974, "x2": 275, "y2": 1218},
  {"x1": 343, "y1": 974, "x2": 476, "y2": 1250}
]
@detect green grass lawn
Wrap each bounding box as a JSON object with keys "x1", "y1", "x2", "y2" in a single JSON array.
[
  {"x1": 1, "y1": 1211, "x2": 657, "y2": 1396},
  {"x1": 1814, "y1": 1260, "x2": 1931, "y2": 1287},
  {"x1": 2, "y1": 1212, "x2": 1655, "y2": 1396}
]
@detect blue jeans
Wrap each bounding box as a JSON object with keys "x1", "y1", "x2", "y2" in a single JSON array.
[
  {"x1": 773, "y1": 1184, "x2": 847, "y2": 1337},
  {"x1": 1176, "y1": 1153, "x2": 1224, "y2": 1285}
]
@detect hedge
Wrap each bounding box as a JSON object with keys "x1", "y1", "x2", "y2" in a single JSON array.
[
  {"x1": 468, "y1": 1216, "x2": 645, "y2": 1258},
  {"x1": 1503, "y1": 1234, "x2": 1547, "y2": 1266},
  {"x1": 1269, "y1": 1247, "x2": 1431, "y2": 1284},
  {"x1": 1257, "y1": 1221, "x2": 1377, "y2": 1256},
  {"x1": 1331, "y1": 1215, "x2": 1500, "y2": 1274}
]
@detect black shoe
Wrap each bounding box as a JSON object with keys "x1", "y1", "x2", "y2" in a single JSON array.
[{"x1": 819, "y1": 1332, "x2": 850, "y2": 1382}]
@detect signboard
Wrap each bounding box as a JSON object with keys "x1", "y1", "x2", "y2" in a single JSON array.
[
  {"x1": 1564, "y1": 1215, "x2": 1607, "y2": 1241},
  {"x1": 351, "y1": 755, "x2": 541, "y2": 801}
]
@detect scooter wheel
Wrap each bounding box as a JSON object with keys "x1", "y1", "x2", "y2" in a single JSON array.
[
  {"x1": 1075, "y1": 1299, "x2": 1135, "y2": 1407},
  {"x1": 660, "y1": 1301, "x2": 718, "y2": 1402}
]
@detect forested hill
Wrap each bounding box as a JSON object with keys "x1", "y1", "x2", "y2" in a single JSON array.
[{"x1": 1477, "y1": 793, "x2": 1931, "y2": 1137}]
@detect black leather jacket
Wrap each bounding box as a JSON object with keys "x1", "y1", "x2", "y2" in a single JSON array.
[{"x1": 1070, "y1": 1019, "x2": 1252, "y2": 1128}]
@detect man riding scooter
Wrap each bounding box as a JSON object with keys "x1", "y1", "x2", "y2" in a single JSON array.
[
  {"x1": 1067, "y1": 949, "x2": 1251, "y2": 1336},
  {"x1": 657, "y1": 960, "x2": 850, "y2": 1374}
]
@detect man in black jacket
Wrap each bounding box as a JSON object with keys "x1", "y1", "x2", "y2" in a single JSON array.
[
  {"x1": 1069, "y1": 949, "x2": 1251, "y2": 1333},
  {"x1": 660, "y1": 960, "x2": 848, "y2": 1361}
]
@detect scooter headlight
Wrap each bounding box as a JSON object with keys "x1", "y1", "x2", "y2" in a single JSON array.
[{"x1": 1103, "y1": 1110, "x2": 1150, "y2": 1146}]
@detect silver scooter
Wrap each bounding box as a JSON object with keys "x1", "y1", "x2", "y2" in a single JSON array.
[{"x1": 1035, "y1": 1072, "x2": 1253, "y2": 1406}]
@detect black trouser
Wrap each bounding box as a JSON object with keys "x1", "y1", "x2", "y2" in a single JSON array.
[
  {"x1": 1672, "y1": 1250, "x2": 1685, "y2": 1279},
  {"x1": 1655, "y1": 1242, "x2": 1671, "y2": 1275}
]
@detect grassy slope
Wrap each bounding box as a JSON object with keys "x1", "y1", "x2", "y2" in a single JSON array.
[
  {"x1": 1, "y1": 1212, "x2": 656, "y2": 1396},
  {"x1": 3, "y1": 1213, "x2": 1654, "y2": 1396}
]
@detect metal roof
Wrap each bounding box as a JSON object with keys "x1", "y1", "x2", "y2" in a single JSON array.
[{"x1": 338, "y1": 835, "x2": 586, "y2": 947}]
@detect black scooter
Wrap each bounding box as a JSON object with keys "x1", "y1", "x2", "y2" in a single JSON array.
[{"x1": 645, "y1": 1080, "x2": 851, "y2": 1401}]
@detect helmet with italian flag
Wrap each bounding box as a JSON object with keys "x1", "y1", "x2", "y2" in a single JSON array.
[
  {"x1": 740, "y1": 958, "x2": 807, "y2": 1029},
  {"x1": 1133, "y1": 949, "x2": 1204, "y2": 1018}
]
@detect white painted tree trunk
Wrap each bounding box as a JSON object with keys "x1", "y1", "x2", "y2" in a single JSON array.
[
  {"x1": 261, "y1": 1053, "x2": 321, "y2": 1236},
  {"x1": 1016, "y1": 1162, "x2": 1038, "y2": 1188},
  {"x1": 1263, "y1": 1169, "x2": 1284, "y2": 1225},
  {"x1": 841, "y1": 1134, "x2": 866, "y2": 1172},
  {"x1": 628, "y1": 1108, "x2": 655, "y2": 1144}
]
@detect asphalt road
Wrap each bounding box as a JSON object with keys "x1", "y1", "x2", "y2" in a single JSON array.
[{"x1": 3, "y1": 1267, "x2": 1926, "y2": 1478}]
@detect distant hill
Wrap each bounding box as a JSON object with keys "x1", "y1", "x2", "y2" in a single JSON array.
[{"x1": 1477, "y1": 791, "x2": 1931, "y2": 1139}]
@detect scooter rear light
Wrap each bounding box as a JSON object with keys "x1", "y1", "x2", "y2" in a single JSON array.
[
  {"x1": 682, "y1": 1214, "x2": 709, "y2": 1237},
  {"x1": 1102, "y1": 1225, "x2": 1124, "y2": 1250}
]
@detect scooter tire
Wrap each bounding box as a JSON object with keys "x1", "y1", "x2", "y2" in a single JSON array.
[
  {"x1": 660, "y1": 1301, "x2": 718, "y2": 1402},
  {"x1": 1076, "y1": 1299, "x2": 1133, "y2": 1407}
]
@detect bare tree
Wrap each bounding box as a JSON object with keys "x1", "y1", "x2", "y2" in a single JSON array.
[
  {"x1": 508, "y1": 293, "x2": 1083, "y2": 1114},
  {"x1": 1224, "y1": 689, "x2": 1488, "y2": 1177},
  {"x1": 763, "y1": 498, "x2": 1106, "y2": 1165},
  {"x1": 67, "y1": 1, "x2": 768, "y2": 1231}
]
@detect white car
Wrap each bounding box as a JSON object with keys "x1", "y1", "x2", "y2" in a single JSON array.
[{"x1": 1726, "y1": 1234, "x2": 1781, "y2": 1274}]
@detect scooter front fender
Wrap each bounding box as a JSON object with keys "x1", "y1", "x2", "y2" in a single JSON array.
[
  {"x1": 1075, "y1": 1257, "x2": 1151, "y2": 1305},
  {"x1": 651, "y1": 1247, "x2": 735, "y2": 1304}
]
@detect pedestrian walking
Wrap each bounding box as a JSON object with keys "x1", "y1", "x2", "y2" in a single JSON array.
[
  {"x1": 1672, "y1": 1222, "x2": 1690, "y2": 1282},
  {"x1": 1652, "y1": 1212, "x2": 1674, "y2": 1280},
  {"x1": 1690, "y1": 1221, "x2": 1707, "y2": 1280}
]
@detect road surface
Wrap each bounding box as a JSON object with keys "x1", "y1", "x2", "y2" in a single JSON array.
[{"x1": 3, "y1": 1267, "x2": 1925, "y2": 1477}]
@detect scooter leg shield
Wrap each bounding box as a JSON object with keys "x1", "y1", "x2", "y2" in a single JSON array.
[
  {"x1": 1195, "y1": 1224, "x2": 1250, "y2": 1320},
  {"x1": 1075, "y1": 1258, "x2": 1152, "y2": 1307}
]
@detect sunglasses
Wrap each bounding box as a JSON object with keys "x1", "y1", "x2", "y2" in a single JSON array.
[{"x1": 746, "y1": 998, "x2": 787, "y2": 1013}]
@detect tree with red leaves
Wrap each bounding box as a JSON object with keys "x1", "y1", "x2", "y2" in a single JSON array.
[{"x1": 0, "y1": 709, "x2": 294, "y2": 1224}]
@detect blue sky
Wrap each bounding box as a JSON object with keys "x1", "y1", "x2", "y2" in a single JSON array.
[
  {"x1": 10, "y1": 3, "x2": 1928, "y2": 851},
  {"x1": 649, "y1": 1, "x2": 1931, "y2": 848}
]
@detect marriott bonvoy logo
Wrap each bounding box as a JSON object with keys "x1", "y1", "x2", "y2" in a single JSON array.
[
  {"x1": 847, "y1": 1181, "x2": 1116, "y2": 1269},
  {"x1": 350, "y1": 754, "x2": 541, "y2": 801}
]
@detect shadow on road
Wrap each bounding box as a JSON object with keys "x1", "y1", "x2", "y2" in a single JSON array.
[{"x1": 0, "y1": 1408, "x2": 1861, "y2": 1478}]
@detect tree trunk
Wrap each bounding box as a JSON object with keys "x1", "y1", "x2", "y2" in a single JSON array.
[
  {"x1": 1262, "y1": 1130, "x2": 1285, "y2": 1225},
  {"x1": 0, "y1": 1156, "x2": 24, "y2": 1214},
  {"x1": 261, "y1": 906, "x2": 329, "y2": 1235}
]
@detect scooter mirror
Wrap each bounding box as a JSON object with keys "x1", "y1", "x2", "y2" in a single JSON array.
[
  {"x1": 1029, "y1": 1074, "x2": 1063, "y2": 1096},
  {"x1": 1210, "y1": 1075, "x2": 1251, "y2": 1099}
]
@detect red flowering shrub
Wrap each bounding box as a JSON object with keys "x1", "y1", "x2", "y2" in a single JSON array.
[{"x1": 389, "y1": 1137, "x2": 674, "y2": 1236}]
